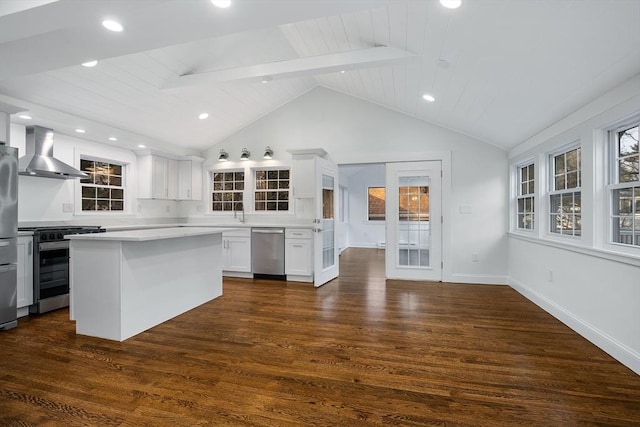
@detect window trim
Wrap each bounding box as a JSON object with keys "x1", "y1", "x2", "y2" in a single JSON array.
[
  {"x1": 515, "y1": 160, "x2": 535, "y2": 232},
  {"x1": 252, "y1": 166, "x2": 292, "y2": 214},
  {"x1": 210, "y1": 168, "x2": 245, "y2": 214},
  {"x1": 547, "y1": 142, "x2": 582, "y2": 239},
  {"x1": 74, "y1": 154, "x2": 130, "y2": 216},
  {"x1": 606, "y1": 120, "x2": 639, "y2": 251},
  {"x1": 367, "y1": 186, "x2": 386, "y2": 222}
]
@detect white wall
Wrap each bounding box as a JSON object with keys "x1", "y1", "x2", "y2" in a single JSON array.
[
  {"x1": 507, "y1": 74, "x2": 640, "y2": 375},
  {"x1": 339, "y1": 164, "x2": 386, "y2": 248},
  {"x1": 199, "y1": 87, "x2": 510, "y2": 283},
  {"x1": 10, "y1": 123, "x2": 179, "y2": 225}
]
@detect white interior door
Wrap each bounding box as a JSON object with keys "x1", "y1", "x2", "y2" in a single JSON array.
[
  {"x1": 314, "y1": 157, "x2": 339, "y2": 287},
  {"x1": 385, "y1": 161, "x2": 442, "y2": 281}
]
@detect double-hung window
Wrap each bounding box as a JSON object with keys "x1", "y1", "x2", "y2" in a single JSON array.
[
  {"x1": 212, "y1": 171, "x2": 244, "y2": 212},
  {"x1": 516, "y1": 162, "x2": 535, "y2": 230},
  {"x1": 549, "y1": 145, "x2": 581, "y2": 236},
  {"x1": 609, "y1": 123, "x2": 639, "y2": 247},
  {"x1": 254, "y1": 169, "x2": 290, "y2": 211},
  {"x1": 80, "y1": 158, "x2": 125, "y2": 211}
]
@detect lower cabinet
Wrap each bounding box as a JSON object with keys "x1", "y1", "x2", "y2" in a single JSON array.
[
  {"x1": 17, "y1": 235, "x2": 33, "y2": 314},
  {"x1": 285, "y1": 228, "x2": 313, "y2": 282},
  {"x1": 222, "y1": 230, "x2": 251, "y2": 275}
]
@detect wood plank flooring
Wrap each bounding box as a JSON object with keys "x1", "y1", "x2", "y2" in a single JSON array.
[{"x1": 1, "y1": 248, "x2": 639, "y2": 426}]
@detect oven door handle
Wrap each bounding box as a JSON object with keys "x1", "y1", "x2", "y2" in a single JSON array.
[{"x1": 39, "y1": 241, "x2": 69, "y2": 251}]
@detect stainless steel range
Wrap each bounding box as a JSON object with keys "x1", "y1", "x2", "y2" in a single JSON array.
[{"x1": 19, "y1": 226, "x2": 104, "y2": 314}]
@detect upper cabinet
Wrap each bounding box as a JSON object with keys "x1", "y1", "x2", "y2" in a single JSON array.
[
  {"x1": 138, "y1": 153, "x2": 204, "y2": 201},
  {"x1": 178, "y1": 157, "x2": 203, "y2": 201},
  {"x1": 289, "y1": 148, "x2": 328, "y2": 199}
]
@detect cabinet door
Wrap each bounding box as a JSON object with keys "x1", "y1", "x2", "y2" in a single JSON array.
[
  {"x1": 151, "y1": 156, "x2": 168, "y2": 199},
  {"x1": 17, "y1": 237, "x2": 33, "y2": 309},
  {"x1": 167, "y1": 159, "x2": 178, "y2": 200},
  {"x1": 285, "y1": 239, "x2": 312, "y2": 276},
  {"x1": 223, "y1": 237, "x2": 251, "y2": 272},
  {"x1": 178, "y1": 160, "x2": 203, "y2": 201},
  {"x1": 291, "y1": 157, "x2": 315, "y2": 198}
]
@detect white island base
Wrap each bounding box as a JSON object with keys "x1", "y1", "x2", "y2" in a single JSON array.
[{"x1": 68, "y1": 228, "x2": 225, "y2": 341}]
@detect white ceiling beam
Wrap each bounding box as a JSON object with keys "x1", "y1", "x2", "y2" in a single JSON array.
[
  {"x1": 0, "y1": 0, "x2": 410, "y2": 80},
  {"x1": 162, "y1": 47, "x2": 417, "y2": 90}
]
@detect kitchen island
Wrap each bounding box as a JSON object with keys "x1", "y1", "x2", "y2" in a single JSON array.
[{"x1": 66, "y1": 227, "x2": 229, "y2": 341}]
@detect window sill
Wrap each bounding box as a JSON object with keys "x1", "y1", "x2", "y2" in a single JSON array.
[{"x1": 507, "y1": 232, "x2": 640, "y2": 267}]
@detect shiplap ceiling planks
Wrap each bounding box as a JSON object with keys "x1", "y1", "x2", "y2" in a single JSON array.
[{"x1": 0, "y1": 0, "x2": 638, "y2": 154}]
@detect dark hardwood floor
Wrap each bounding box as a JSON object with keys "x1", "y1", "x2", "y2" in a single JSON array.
[{"x1": 1, "y1": 248, "x2": 639, "y2": 426}]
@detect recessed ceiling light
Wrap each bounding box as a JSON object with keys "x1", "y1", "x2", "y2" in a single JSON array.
[
  {"x1": 422, "y1": 94, "x2": 436, "y2": 102},
  {"x1": 198, "y1": 113, "x2": 209, "y2": 120},
  {"x1": 102, "y1": 20, "x2": 124, "y2": 32},
  {"x1": 440, "y1": 0, "x2": 461, "y2": 9},
  {"x1": 211, "y1": 0, "x2": 231, "y2": 8},
  {"x1": 138, "y1": 144, "x2": 146, "y2": 148},
  {"x1": 109, "y1": 137, "x2": 118, "y2": 141},
  {"x1": 261, "y1": 76, "x2": 272, "y2": 83},
  {"x1": 340, "y1": 70, "x2": 346, "y2": 74},
  {"x1": 19, "y1": 114, "x2": 32, "y2": 120},
  {"x1": 75, "y1": 128, "x2": 86, "y2": 133},
  {"x1": 82, "y1": 60, "x2": 98, "y2": 67}
]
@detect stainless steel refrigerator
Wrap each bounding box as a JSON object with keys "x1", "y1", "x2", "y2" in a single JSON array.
[{"x1": 0, "y1": 143, "x2": 18, "y2": 330}]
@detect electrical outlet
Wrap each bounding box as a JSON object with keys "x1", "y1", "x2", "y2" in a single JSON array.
[
  {"x1": 62, "y1": 203, "x2": 73, "y2": 213},
  {"x1": 471, "y1": 252, "x2": 479, "y2": 262},
  {"x1": 137, "y1": 203, "x2": 142, "y2": 213},
  {"x1": 165, "y1": 205, "x2": 171, "y2": 213},
  {"x1": 547, "y1": 269, "x2": 554, "y2": 283}
]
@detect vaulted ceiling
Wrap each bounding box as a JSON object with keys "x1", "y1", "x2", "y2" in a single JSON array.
[{"x1": 1, "y1": 0, "x2": 638, "y2": 155}]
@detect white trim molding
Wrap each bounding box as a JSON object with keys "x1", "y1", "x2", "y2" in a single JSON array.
[{"x1": 509, "y1": 277, "x2": 640, "y2": 376}]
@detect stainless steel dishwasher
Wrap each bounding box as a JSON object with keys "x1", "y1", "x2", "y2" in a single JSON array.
[{"x1": 251, "y1": 228, "x2": 285, "y2": 278}]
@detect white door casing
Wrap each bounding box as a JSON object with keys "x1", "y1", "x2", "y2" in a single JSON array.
[
  {"x1": 314, "y1": 156, "x2": 339, "y2": 287},
  {"x1": 385, "y1": 161, "x2": 442, "y2": 281}
]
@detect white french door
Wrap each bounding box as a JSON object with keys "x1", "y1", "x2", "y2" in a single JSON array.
[
  {"x1": 385, "y1": 161, "x2": 442, "y2": 281},
  {"x1": 314, "y1": 157, "x2": 339, "y2": 287}
]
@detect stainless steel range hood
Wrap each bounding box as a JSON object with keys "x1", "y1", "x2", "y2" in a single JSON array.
[{"x1": 18, "y1": 126, "x2": 87, "y2": 179}]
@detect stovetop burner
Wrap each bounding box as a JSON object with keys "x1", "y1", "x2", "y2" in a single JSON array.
[{"x1": 19, "y1": 226, "x2": 104, "y2": 242}]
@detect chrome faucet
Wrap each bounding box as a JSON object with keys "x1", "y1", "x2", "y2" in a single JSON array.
[{"x1": 233, "y1": 202, "x2": 245, "y2": 223}]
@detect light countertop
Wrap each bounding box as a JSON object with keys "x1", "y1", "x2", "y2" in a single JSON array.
[
  {"x1": 102, "y1": 223, "x2": 314, "y2": 232},
  {"x1": 65, "y1": 227, "x2": 233, "y2": 242}
]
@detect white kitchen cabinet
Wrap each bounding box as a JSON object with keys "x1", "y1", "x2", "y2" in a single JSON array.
[
  {"x1": 167, "y1": 158, "x2": 178, "y2": 200},
  {"x1": 289, "y1": 149, "x2": 327, "y2": 199},
  {"x1": 17, "y1": 235, "x2": 33, "y2": 312},
  {"x1": 178, "y1": 157, "x2": 204, "y2": 201},
  {"x1": 222, "y1": 229, "x2": 251, "y2": 275},
  {"x1": 285, "y1": 228, "x2": 313, "y2": 281},
  {"x1": 138, "y1": 154, "x2": 178, "y2": 200}
]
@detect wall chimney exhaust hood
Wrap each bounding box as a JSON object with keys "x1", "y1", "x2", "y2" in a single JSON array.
[{"x1": 18, "y1": 126, "x2": 87, "y2": 179}]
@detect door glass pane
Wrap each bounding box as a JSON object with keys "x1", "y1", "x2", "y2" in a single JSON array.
[
  {"x1": 322, "y1": 174, "x2": 335, "y2": 270},
  {"x1": 398, "y1": 176, "x2": 430, "y2": 267}
]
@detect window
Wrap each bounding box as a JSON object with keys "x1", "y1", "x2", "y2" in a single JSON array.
[
  {"x1": 610, "y1": 124, "x2": 639, "y2": 246},
  {"x1": 255, "y1": 169, "x2": 289, "y2": 211},
  {"x1": 80, "y1": 158, "x2": 124, "y2": 211},
  {"x1": 212, "y1": 171, "x2": 244, "y2": 212},
  {"x1": 367, "y1": 187, "x2": 385, "y2": 221},
  {"x1": 517, "y1": 163, "x2": 535, "y2": 230},
  {"x1": 549, "y1": 145, "x2": 581, "y2": 236}
]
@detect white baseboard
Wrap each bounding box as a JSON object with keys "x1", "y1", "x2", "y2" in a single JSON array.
[
  {"x1": 448, "y1": 274, "x2": 508, "y2": 285},
  {"x1": 222, "y1": 271, "x2": 253, "y2": 279},
  {"x1": 509, "y1": 277, "x2": 640, "y2": 376},
  {"x1": 286, "y1": 275, "x2": 313, "y2": 283},
  {"x1": 348, "y1": 243, "x2": 380, "y2": 249}
]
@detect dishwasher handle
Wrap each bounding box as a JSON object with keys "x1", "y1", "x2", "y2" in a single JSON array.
[{"x1": 251, "y1": 229, "x2": 284, "y2": 234}]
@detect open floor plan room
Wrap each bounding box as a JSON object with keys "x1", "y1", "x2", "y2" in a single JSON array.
[{"x1": 1, "y1": 249, "x2": 639, "y2": 426}]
